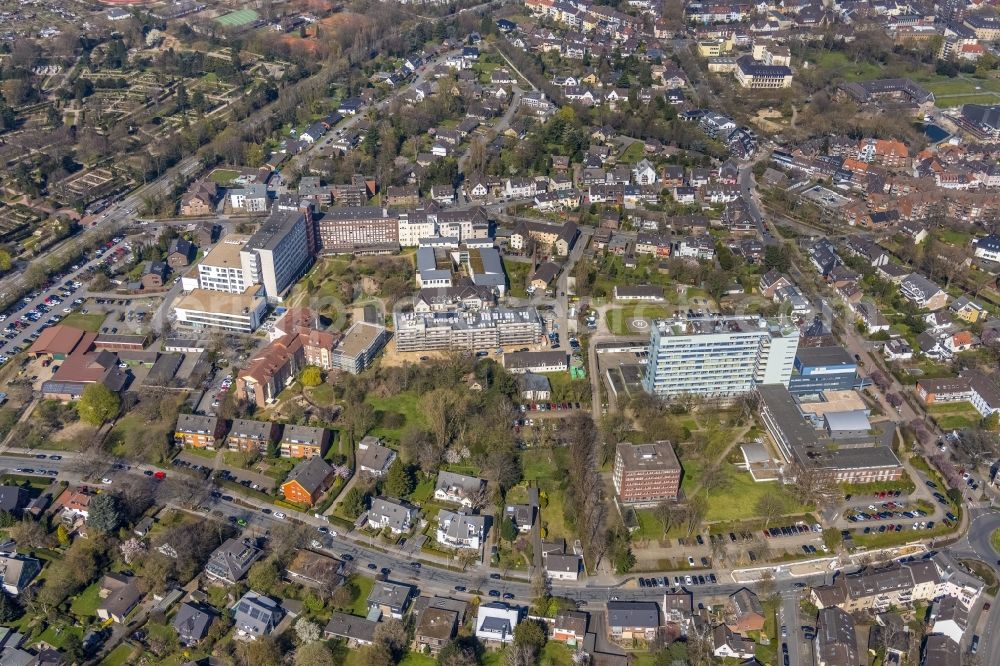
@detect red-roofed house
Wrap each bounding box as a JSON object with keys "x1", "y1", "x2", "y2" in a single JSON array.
[{"x1": 28, "y1": 325, "x2": 97, "y2": 360}]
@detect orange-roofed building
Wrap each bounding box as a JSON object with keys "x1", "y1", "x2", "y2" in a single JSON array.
[
  {"x1": 28, "y1": 325, "x2": 96, "y2": 360},
  {"x1": 870, "y1": 139, "x2": 910, "y2": 169},
  {"x1": 842, "y1": 158, "x2": 869, "y2": 174}
]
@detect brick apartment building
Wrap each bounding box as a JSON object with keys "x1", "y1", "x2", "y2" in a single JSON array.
[
  {"x1": 316, "y1": 206, "x2": 399, "y2": 254},
  {"x1": 612, "y1": 441, "x2": 682, "y2": 506}
]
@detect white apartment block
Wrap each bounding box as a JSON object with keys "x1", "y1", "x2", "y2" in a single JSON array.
[{"x1": 643, "y1": 316, "x2": 799, "y2": 399}]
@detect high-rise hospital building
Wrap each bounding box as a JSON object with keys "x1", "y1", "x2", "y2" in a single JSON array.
[{"x1": 643, "y1": 316, "x2": 799, "y2": 399}]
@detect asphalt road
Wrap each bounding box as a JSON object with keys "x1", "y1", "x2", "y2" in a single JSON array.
[
  {"x1": 780, "y1": 588, "x2": 802, "y2": 666},
  {"x1": 955, "y1": 510, "x2": 1000, "y2": 661}
]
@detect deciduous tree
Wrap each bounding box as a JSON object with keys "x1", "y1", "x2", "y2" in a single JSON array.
[{"x1": 77, "y1": 383, "x2": 120, "y2": 425}]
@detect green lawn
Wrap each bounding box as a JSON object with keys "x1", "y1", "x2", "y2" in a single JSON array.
[
  {"x1": 935, "y1": 93, "x2": 1000, "y2": 107},
  {"x1": 935, "y1": 228, "x2": 973, "y2": 246},
  {"x1": 70, "y1": 581, "x2": 102, "y2": 617},
  {"x1": 399, "y1": 653, "x2": 438, "y2": 666},
  {"x1": 367, "y1": 391, "x2": 422, "y2": 441},
  {"x1": 991, "y1": 528, "x2": 1000, "y2": 555},
  {"x1": 410, "y1": 476, "x2": 435, "y2": 503},
  {"x1": 60, "y1": 312, "x2": 105, "y2": 332},
  {"x1": 33, "y1": 625, "x2": 82, "y2": 649},
  {"x1": 504, "y1": 259, "x2": 531, "y2": 298},
  {"x1": 619, "y1": 142, "x2": 645, "y2": 163},
  {"x1": 348, "y1": 575, "x2": 374, "y2": 616},
  {"x1": 682, "y1": 461, "x2": 808, "y2": 523},
  {"x1": 520, "y1": 449, "x2": 572, "y2": 541},
  {"x1": 806, "y1": 50, "x2": 882, "y2": 82},
  {"x1": 100, "y1": 644, "x2": 137, "y2": 666},
  {"x1": 183, "y1": 446, "x2": 217, "y2": 460}
]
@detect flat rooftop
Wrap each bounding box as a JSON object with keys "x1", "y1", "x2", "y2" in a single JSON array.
[
  {"x1": 653, "y1": 315, "x2": 797, "y2": 338},
  {"x1": 199, "y1": 235, "x2": 250, "y2": 268},
  {"x1": 616, "y1": 441, "x2": 681, "y2": 472},
  {"x1": 798, "y1": 390, "x2": 868, "y2": 417},
  {"x1": 395, "y1": 306, "x2": 540, "y2": 332},
  {"x1": 175, "y1": 286, "x2": 263, "y2": 314},
  {"x1": 244, "y1": 210, "x2": 303, "y2": 252},
  {"x1": 796, "y1": 346, "x2": 856, "y2": 368},
  {"x1": 337, "y1": 322, "x2": 385, "y2": 358}
]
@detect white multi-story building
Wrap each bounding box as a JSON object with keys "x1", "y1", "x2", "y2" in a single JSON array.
[
  {"x1": 239, "y1": 209, "x2": 313, "y2": 302},
  {"x1": 197, "y1": 235, "x2": 252, "y2": 293},
  {"x1": 643, "y1": 316, "x2": 799, "y2": 399},
  {"x1": 173, "y1": 286, "x2": 268, "y2": 333}
]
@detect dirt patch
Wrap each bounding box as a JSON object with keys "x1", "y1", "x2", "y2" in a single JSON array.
[{"x1": 50, "y1": 420, "x2": 96, "y2": 450}]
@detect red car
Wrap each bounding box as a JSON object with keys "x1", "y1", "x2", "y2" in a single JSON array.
[{"x1": 153, "y1": 471, "x2": 166, "y2": 479}]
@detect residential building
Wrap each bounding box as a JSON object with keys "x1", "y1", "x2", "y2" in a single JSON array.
[
  {"x1": 285, "y1": 549, "x2": 344, "y2": 590},
  {"x1": 229, "y1": 184, "x2": 268, "y2": 213},
  {"x1": 205, "y1": 538, "x2": 263, "y2": 584},
  {"x1": 815, "y1": 607, "x2": 859, "y2": 666},
  {"x1": 517, "y1": 373, "x2": 551, "y2": 401},
  {"x1": 607, "y1": 601, "x2": 660, "y2": 641},
  {"x1": 436, "y1": 511, "x2": 487, "y2": 550},
  {"x1": 166, "y1": 238, "x2": 195, "y2": 269},
  {"x1": 356, "y1": 437, "x2": 396, "y2": 477},
  {"x1": 921, "y1": 634, "x2": 960, "y2": 666},
  {"x1": 180, "y1": 180, "x2": 218, "y2": 216},
  {"x1": 368, "y1": 581, "x2": 414, "y2": 619},
  {"x1": 712, "y1": 624, "x2": 756, "y2": 659},
  {"x1": 174, "y1": 414, "x2": 227, "y2": 449},
  {"x1": 545, "y1": 554, "x2": 582, "y2": 581},
  {"x1": 97, "y1": 573, "x2": 143, "y2": 624},
  {"x1": 413, "y1": 607, "x2": 457, "y2": 655},
  {"x1": 812, "y1": 560, "x2": 944, "y2": 612},
  {"x1": 949, "y1": 295, "x2": 986, "y2": 323},
  {"x1": 973, "y1": 233, "x2": 1000, "y2": 263},
  {"x1": 0, "y1": 555, "x2": 40, "y2": 596},
  {"x1": 509, "y1": 220, "x2": 578, "y2": 256},
  {"x1": 226, "y1": 419, "x2": 280, "y2": 454},
  {"x1": 173, "y1": 603, "x2": 214, "y2": 646},
  {"x1": 613, "y1": 441, "x2": 682, "y2": 506},
  {"x1": 929, "y1": 596, "x2": 968, "y2": 645},
  {"x1": 281, "y1": 457, "x2": 334, "y2": 506},
  {"x1": 324, "y1": 612, "x2": 377, "y2": 645},
  {"x1": 503, "y1": 350, "x2": 568, "y2": 374},
  {"x1": 393, "y1": 306, "x2": 542, "y2": 352},
  {"x1": 433, "y1": 472, "x2": 486, "y2": 507},
  {"x1": 280, "y1": 424, "x2": 330, "y2": 459},
  {"x1": 233, "y1": 591, "x2": 283, "y2": 640},
  {"x1": 475, "y1": 602, "x2": 521, "y2": 645},
  {"x1": 959, "y1": 103, "x2": 1000, "y2": 140},
  {"x1": 552, "y1": 610, "x2": 588, "y2": 646},
  {"x1": 900, "y1": 274, "x2": 949, "y2": 310},
  {"x1": 367, "y1": 497, "x2": 417, "y2": 534},
  {"x1": 643, "y1": 316, "x2": 799, "y2": 399},
  {"x1": 0, "y1": 487, "x2": 27, "y2": 515},
  {"x1": 724, "y1": 588, "x2": 765, "y2": 634},
  {"x1": 331, "y1": 322, "x2": 388, "y2": 374},
  {"x1": 236, "y1": 333, "x2": 311, "y2": 406},
  {"x1": 505, "y1": 504, "x2": 534, "y2": 533},
  {"x1": 759, "y1": 270, "x2": 792, "y2": 299}
]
